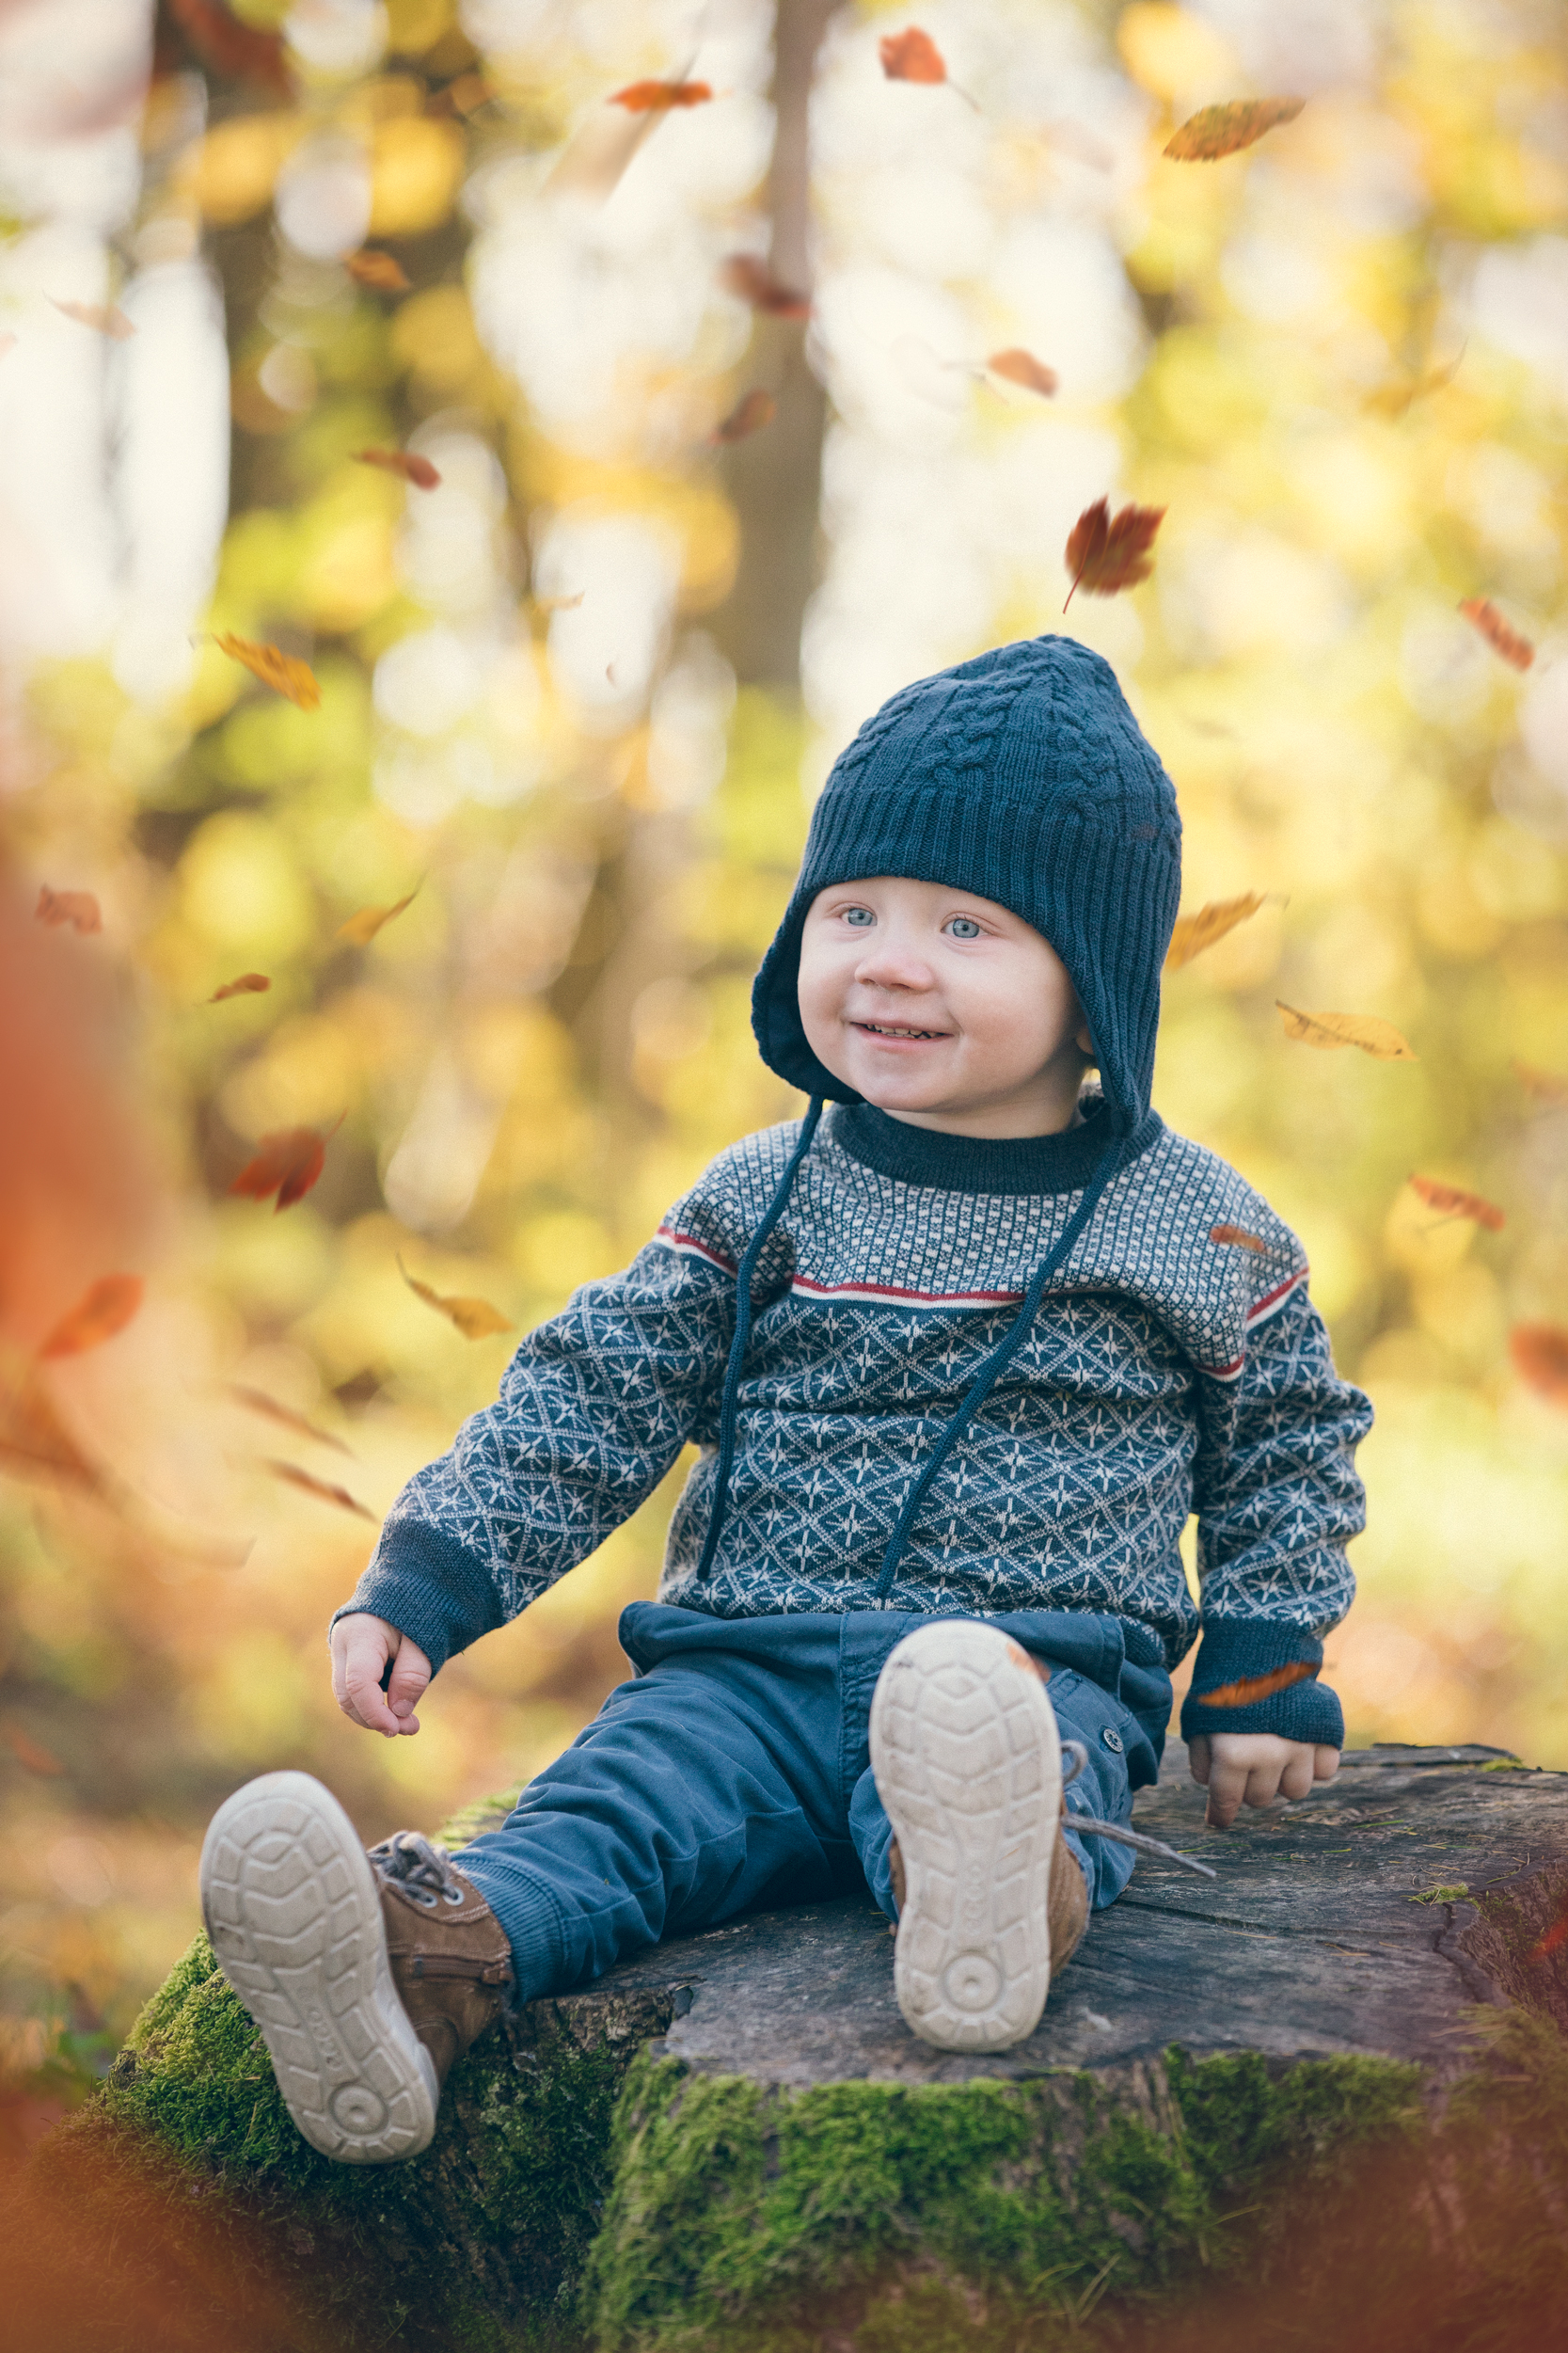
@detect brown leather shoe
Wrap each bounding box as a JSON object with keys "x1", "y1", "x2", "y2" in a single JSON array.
[
  {"x1": 201, "y1": 1771, "x2": 515, "y2": 2166},
  {"x1": 370, "y1": 1831, "x2": 515, "y2": 2093}
]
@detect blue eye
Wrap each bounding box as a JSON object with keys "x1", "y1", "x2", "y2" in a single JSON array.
[
  {"x1": 844, "y1": 907, "x2": 875, "y2": 928},
  {"x1": 946, "y1": 916, "x2": 982, "y2": 939}
]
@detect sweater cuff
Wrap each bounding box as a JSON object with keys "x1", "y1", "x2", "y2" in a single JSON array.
[
  {"x1": 1180, "y1": 1621, "x2": 1345, "y2": 1747},
  {"x1": 329, "y1": 1520, "x2": 505, "y2": 1678}
]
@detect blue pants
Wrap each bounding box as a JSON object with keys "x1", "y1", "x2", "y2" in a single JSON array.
[{"x1": 452, "y1": 1602, "x2": 1169, "y2": 2003}]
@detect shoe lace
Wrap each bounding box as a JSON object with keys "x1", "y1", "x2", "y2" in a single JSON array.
[
  {"x1": 1059, "y1": 1742, "x2": 1217, "y2": 1881},
  {"x1": 368, "y1": 1830, "x2": 469, "y2": 1910}
]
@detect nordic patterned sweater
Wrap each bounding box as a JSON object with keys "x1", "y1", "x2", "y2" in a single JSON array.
[{"x1": 345, "y1": 1098, "x2": 1371, "y2": 1746}]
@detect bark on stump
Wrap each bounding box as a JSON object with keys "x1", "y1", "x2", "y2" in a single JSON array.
[{"x1": 17, "y1": 1741, "x2": 1568, "y2": 2353}]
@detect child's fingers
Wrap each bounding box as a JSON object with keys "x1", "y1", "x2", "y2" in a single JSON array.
[
  {"x1": 1202, "y1": 1755, "x2": 1249, "y2": 1828},
  {"x1": 1312, "y1": 1745, "x2": 1339, "y2": 1783},
  {"x1": 1278, "y1": 1749, "x2": 1316, "y2": 1802},
  {"x1": 1186, "y1": 1736, "x2": 1212, "y2": 1787},
  {"x1": 385, "y1": 1637, "x2": 432, "y2": 1737},
  {"x1": 333, "y1": 1627, "x2": 401, "y2": 1737}
]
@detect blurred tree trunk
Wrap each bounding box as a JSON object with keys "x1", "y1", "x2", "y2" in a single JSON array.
[{"x1": 561, "y1": 0, "x2": 840, "y2": 1133}]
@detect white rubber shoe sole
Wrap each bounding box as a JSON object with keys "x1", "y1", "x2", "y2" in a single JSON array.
[
  {"x1": 871, "y1": 1621, "x2": 1064, "y2": 2053},
  {"x1": 199, "y1": 1771, "x2": 438, "y2": 2165}
]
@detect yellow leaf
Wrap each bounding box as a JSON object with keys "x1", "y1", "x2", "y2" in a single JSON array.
[
  {"x1": 338, "y1": 891, "x2": 418, "y2": 947},
  {"x1": 399, "y1": 1257, "x2": 515, "y2": 1340},
  {"x1": 213, "y1": 632, "x2": 321, "y2": 710},
  {"x1": 1275, "y1": 1003, "x2": 1416, "y2": 1060},
  {"x1": 1165, "y1": 893, "x2": 1267, "y2": 972}
]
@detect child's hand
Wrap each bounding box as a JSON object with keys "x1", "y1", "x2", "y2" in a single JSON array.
[
  {"x1": 330, "y1": 1614, "x2": 432, "y2": 1739},
  {"x1": 1186, "y1": 1733, "x2": 1338, "y2": 1829}
]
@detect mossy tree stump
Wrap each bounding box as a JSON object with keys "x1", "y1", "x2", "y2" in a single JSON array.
[{"x1": 17, "y1": 1743, "x2": 1568, "y2": 2352}]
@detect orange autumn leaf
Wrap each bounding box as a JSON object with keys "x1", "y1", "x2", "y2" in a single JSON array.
[
  {"x1": 1513, "y1": 1058, "x2": 1568, "y2": 1106},
  {"x1": 345, "y1": 249, "x2": 410, "y2": 293},
  {"x1": 35, "y1": 886, "x2": 102, "y2": 936},
  {"x1": 230, "y1": 1125, "x2": 332, "y2": 1212},
  {"x1": 1510, "y1": 1325, "x2": 1568, "y2": 1410},
  {"x1": 1408, "y1": 1175, "x2": 1504, "y2": 1232},
  {"x1": 39, "y1": 1274, "x2": 144, "y2": 1359},
  {"x1": 338, "y1": 891, "x2": 418, "y2": 947},
  {"x1": 3, "y1": 1721, "x2": 65, "y2": 1775},
  {"x1": 987, "y1": 347, "x2": 1057, "y2": 398},
  {"x1": 713, "y1": 389, "x2": 776, "y2": 443},
  {"x1": 264, "y1": 1459, "x2": 376, "y2": 1522},
  {"x1": 1210, "y1": 1224, "x2": 1267, "y2": 1255},
  {"x1": 879, "y1": 27, "x2": 947, "y2": 84},
  {"x1": 51, "y1": 297, "x2": 135, "y2": 341},
  {"x1": 0, "y1": 1376, "x2": 108, "y2": 1498},
  {"x1": 720, "y1": 254, "x2": 812, "y2": 320},
  {"x1": 1529, "y1": 1897, "x2": 1568, "y2": 1963},
  {"x1": 399, "y1": 1256, "x2": 515, "y2": 1341},
  {"x1": 610, "y1": 78, "x2": 713, "y2": 112},
  {"x1": 1196, "y1": 1660, "x2": 1316, "y2": 1709},
  {"x1": 1275, "y1": 1003, "x2": 1416, "y2": 1060},
  {"x1": 1165, "y1": 893, "x2": 1267, "y2": 972},
  {"x1": 1164, "y1": 98, "x2": 1305, "y2": 162},
  {"x1": 1063, "y1": 497, "x2": 1165, "y2": 608},
  {"x1": 356, "y1": 447, "x2": 440, "y2": 490},
  {"x1": 209, "y1": 972, "x2": 271, "y2": 1002},
  {"x1": 1362, "y1": 351, "x2": 1463, "y2": 419},
  {"x1": 213, "y1": 632, "x2": 321, "y2": 711},
  {"x1": 229, "y1": 1383, "x2": 353, "y2": 1458},
  {"x1": 1459, "y1": 597, "x2": 1534, "y2": 672}
]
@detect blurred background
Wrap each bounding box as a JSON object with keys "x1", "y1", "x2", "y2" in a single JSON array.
[{"x1": 2, "y1": 0, "x2": 1567, "y2": 2107}]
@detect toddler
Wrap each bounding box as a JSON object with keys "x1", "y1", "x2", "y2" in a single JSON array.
[{"x1": 200, "y1": 636, "x2": 1370, "y2": 2165}]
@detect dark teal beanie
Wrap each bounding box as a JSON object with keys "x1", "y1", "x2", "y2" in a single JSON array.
[{"x1": 752, "y1": 634, "x2": 1182, "y2": 1138}]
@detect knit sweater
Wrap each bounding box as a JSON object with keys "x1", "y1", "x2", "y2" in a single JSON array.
[{"x1": 343, "y1": 1099, "x2": 1371, "y2": 1745}]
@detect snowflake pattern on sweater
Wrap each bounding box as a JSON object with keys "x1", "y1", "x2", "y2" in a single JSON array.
[{"x1": 347, "y1": 1108, "x2": 1370, "y2": 1693}]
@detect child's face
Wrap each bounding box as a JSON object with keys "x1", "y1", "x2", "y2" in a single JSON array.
[{"x1": 797, "y1": 877, "x2": 1094, "y2": 1137}]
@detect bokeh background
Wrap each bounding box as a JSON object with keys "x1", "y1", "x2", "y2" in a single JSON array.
[{"x1": 3, "y1": 0, "x2": 1567, "y2": 2102}]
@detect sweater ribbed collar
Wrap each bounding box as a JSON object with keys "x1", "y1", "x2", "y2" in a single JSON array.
[{"x1": 829, "y1": 1095, "x2": 1163, "y2": 1197}]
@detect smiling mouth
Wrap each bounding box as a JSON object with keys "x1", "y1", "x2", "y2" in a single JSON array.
[{"x1": 853, "y1": 1020, "x2": 949, "y2": 1041}]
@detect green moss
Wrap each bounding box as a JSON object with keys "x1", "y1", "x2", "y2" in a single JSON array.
[{"x1": 582, "y1": 2044, "x2": 1426, "y2": 2351}]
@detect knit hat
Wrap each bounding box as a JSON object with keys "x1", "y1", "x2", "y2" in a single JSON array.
[{"x1": 752, "y1": 634, "x2": 1181, "y2": 1138}]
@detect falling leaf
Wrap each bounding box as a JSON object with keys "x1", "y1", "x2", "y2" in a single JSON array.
[
  {"x1": 1529, "y1": 1896, "x2": 1568, "y2": 1962},
  {"x1": 1196, "y1": 1660, "x2": 1317, "y2": 1709},
  {"x1": 356, "y1": 447, "x2": 441, "y2": 490},
  {"x1": 1510, "y1": 1325, "x2": 1568, "y2": 1410},
  {"x1": 713, "y1": 389, "x2": 776, "y2": 443},
  {"x1": 1165, "y1": 894, "x2": 1268, "y2": 971},
  {"x1": 265, "y1": 1459, "x2": 376, "y2": 1522},
  {"x1": 1275, "y1": 1003, "x2": 1416, "y2": 1060},
  {"x1": 399, "y1": 1255, "x2": 515, "y2": 1340},
  {"x1": 338, "y1": 891, "x2": 418, "y2": 947},
  {"x1": 51, "y1": 297, "x2": 135, "y2": 341},
  {"x1": 209, "y1": 972, "x2": 271, "y2": 1002},
  {"x1": 229, "y1": 1384, "x2": 353, "y2": 1458},
  {"x1": 3, "y1": 1722, "x2": 64, "y2": 1775},
  {"x1": 1063, "y1": 497, "x2": 1165, "y2": 608},
  {"x1": 333, "y1": 1366, "x2": 387, "y2": 1407},
  {"x1": 1458, "y1": 597, "x2": 1534, "y2": 672},
  {"x1": 1362, "y1": 351, "x2": 1463, "y2": 419},
  {"x1": 987, "y1": 348, "x2": 1057, "y2": 398},
  {"x1": 1408, "y1": 1175, "x2": 1504, "y2": 1232},
  {"x1": 213, "y1": 633, "x2": 321, "y2": 711},
  {"x1": 720, "y1": 255, "x2": 811, "y2": 320},
  {"x1": 879, "y1": 27, "x2": 947, "y2": 84},
  {"x1": 1210, "y1": 1224, "x2": 1268, "y2": 1255},
  {"x1": 35, "y1": 886, "x2": 102, "y2": 936},
  {"x1": 39, "y1": 1274, "x2": 144, "y2": 1359},
  {"x1": 346, "y1": 249, "x2": 410, "y2": 293},
  {"x1": 1163, "y1": 98, "x2": 1305, "y2": 162},
  {"x1": 230, "y1": 1126, "x2": 333, "y2": 1212},
  {"x1": 0, "y1": 1376, "x2": 107, "y2": 1497},
  {"x1": 533, "y1": 590, "x2": 585, "y2": 613},
  {"x1": 610, "y1": 78, "x2": 713, "y2": 112},
  {"x1": 1513, "y1": 1059, "x2": 1568, "y2": 1105}
]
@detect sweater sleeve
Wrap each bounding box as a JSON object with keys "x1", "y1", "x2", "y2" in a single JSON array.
[
  {"x1": 333, "y1": 1179, "x2": 752, "y2": 1674},
  {"x1": 1180, "y1": 1281, "x2": 1371, "y2": 1748}
]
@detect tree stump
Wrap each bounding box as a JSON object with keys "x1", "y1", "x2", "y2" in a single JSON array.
[{"x1": 16, "y1": 1742, "x2": 1568, "y2": 2353}]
